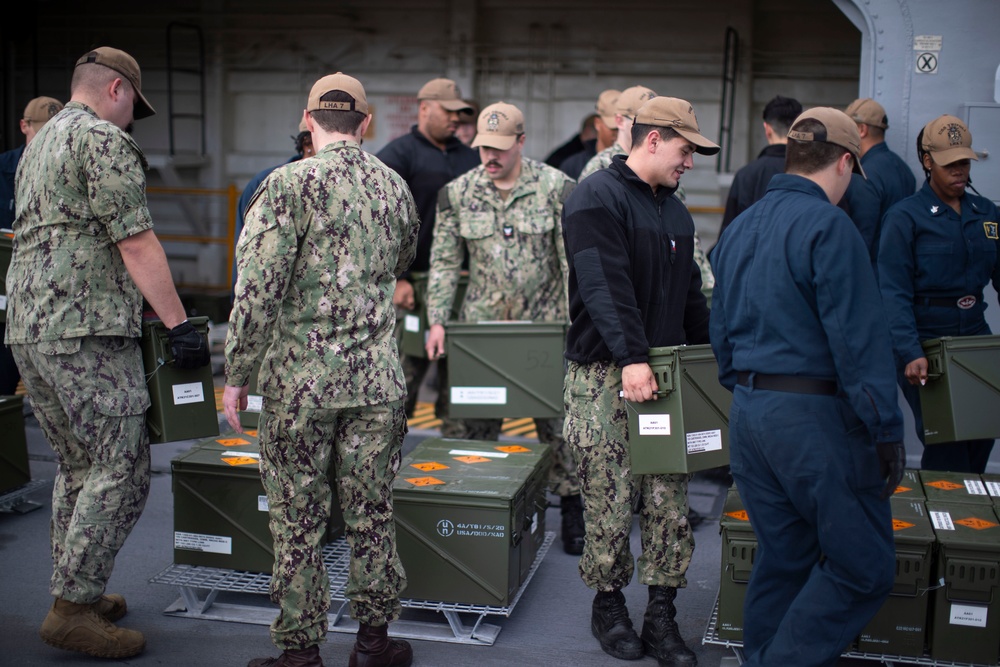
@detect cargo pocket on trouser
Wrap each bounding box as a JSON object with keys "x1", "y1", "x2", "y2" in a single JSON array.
[{"x1": 90, "y1": 387, "x2": 152, "y2": 522}]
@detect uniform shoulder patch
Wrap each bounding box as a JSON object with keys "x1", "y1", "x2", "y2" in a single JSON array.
[
  {"x1": 438, "y1": 186, "x2": 453, "y2": 212},
  {"x1": 985, "y1": 221, "x2": 998, "y2": 240},
  {"x1": 559, "y1": 179, "x2": 576, "y2": 205}
]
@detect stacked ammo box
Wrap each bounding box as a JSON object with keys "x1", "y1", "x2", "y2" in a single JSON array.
[
  {"x1": 171, "y1": 430, "x2": 344, "y2": 574},
  {"x1": 392, "y1": 437, "x2": 550, "y2": 605},
  {"x1": 717, "y1": 470, "x2": 1000, "y2": 664},
  {"x1": 0, "y1": 395, "x2": 30, "y2": 495}
]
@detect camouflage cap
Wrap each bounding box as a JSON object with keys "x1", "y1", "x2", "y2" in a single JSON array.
[
  {"x1": 596, "y1": 89, "x2": 621, "y2": 129},
  {"x1": 75, "y1": 47, "x2": 155, "y2": 119},
  {"x1": 635, "y1": 96, "x2": 720, "y2": 156},
  {"x1": 845, "y1": 98, "x2": 888, "y2": 130},
  {"x1": 471, "y1": 102, "x2": 524, "y2": 150},
  {"x1": 307, "y1": 72, "x2": 368, "y2": 115},
  {"x1": 616, "y1": 86, "x2": 656, "y2": 117},
  {"x1": 788, "y1": 107, "x2": 866, "y2": 177},
  {"x1": 921, "y1": 114, "x2": 977, "y2": 165},
  {"x1": 23, "y1": 96, "x2": 64, "y2": 125},
  {"x1": 417, "y1": 78, "x2": 473, "y2": 112}
]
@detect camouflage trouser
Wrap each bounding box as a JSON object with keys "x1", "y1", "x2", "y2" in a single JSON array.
[
  {"x1": 463, "y1": 417, "x2": 580, "y2": 496},
  {"x1": 564, "y1": 360, "x2": 693, "y2": 591},
  {"x1": 259, "y1": 398, "x2": 408, "y2": 650},
  {"x1": 11, "y1": 336, "x2": 151, "y2": 604}
]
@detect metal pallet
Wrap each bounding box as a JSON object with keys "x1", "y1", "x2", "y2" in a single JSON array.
[
  {"x1": 0, "y1": 479, "x2": 47, "y2": 513},
  {"x1": 702, "y1": 594, "x2": 999, "y2": 667},
  {"x1": 150, "y1": 530, "x2": 555, "y2": 645}
]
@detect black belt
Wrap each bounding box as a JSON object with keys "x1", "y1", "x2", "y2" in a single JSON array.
[
  {"x1": 914, "y1": 295, "x2": 978, "y2": 310},
  {"x1": 736, "y1": 372, "x2": 838, "y2": 396}
]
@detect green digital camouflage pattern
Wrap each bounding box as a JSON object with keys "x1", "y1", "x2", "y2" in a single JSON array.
[
  {"x1": 576, "y1": 145, "x2": 714, "y2": 290},
  {"x1": 5, "y1": 102, "x2": 153, "y2": 344},
  {"x1": 462, "y1": 417, "x2": 580, "y2": 496},
  {"x1": 226, "y1": 140, "x2": 419, "y2": 408},
  {"x1": 260, "y1": 398, "x2": 408, "y2": 649},
  {"x1": 426, "y1": 158, "x2": 574, "y2": 326},
  {"x1": 564, "y1": 360, "x2": 693, "y2": 591},
  {"x1": 11, "y1": 336, "x2": 151, "y2": 603}
]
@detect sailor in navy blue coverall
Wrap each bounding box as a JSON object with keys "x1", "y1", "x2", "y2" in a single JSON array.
[
  {"x1": 710, "y1": 108, "x2": 905, "y2": 667},
  {"x1": 878, "y1": 114, "x2": 999, "y2": 473}
]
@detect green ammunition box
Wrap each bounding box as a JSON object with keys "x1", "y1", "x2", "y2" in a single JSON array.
[
  {"x1": 919, "y1": 335, "x2": 1000, "y2": 444},
  {"x1": 627, "y1": 344, "x2": 731, "y2": 474},
  {"x1": 0, "y1": 395, "x2": 30, "y2": 494},
  {"x1": 717, "y1": 486, "x2": 755, "y2": 642},
  {"x1": 982, "y1": 473, "x2": 1000, "y2": 511},
  {"x1": 171, "y1": 445, "x2": 275, "y2": 573},
  {"x1": 445, "y1": 321, "x2": 566, "y2": 419},
  {"x1": 180, "y1": 291, "x2": 232, "y2": 324},
  {"x1": 141, "y1": 317, "x2": 220, "y2": 444},
  {"x1": 0, "y1": 230, "x2": 12, "y2": 324},
  {"x1": 392, "y1": 438, "x2": 550, "y2": 605},
  {"x1": 919, "y1": 470, "x2": 991, "y2": 506},
  {"x1": 239, "y1": 357, "x2": 264, "y2": 429},
  {"x1": 891, "y1": 469, "x2": 925, "y2": 501},
  {"x1": 856, "y1": 498, "x2": 936, "y2": 657},
  {"x1": 925, "y1": 501, "x2": 1000, "y2": 665},
  {"x1": 400, "y1": 271, "x2": 468, "y2": 358}
]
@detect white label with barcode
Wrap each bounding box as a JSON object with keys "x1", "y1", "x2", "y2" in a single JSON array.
[
  {"x1": 246, "y1": 395, "x2": 263, "y2": 412},
  {"x1": 986, "y1": 481, "x2": 1000, "y2": 498},
  {"x1": 451, "y1": 387, "x2": 507, "y2": 405},
  {"x1": 258, "y1": 495, "x2": 269, "y2": 512},
  {"x1": 174, "y1": 531, "x2": 232, "y2": 554},
  {"x1": 965, "y1": 479, "x2": 987, "y2": 495},
  {"x1": 404, "y1": 314, "x2": 420, "y2": 333},
  {"x1": 687, "y1": 429, "x2": 722, "y2": 454},
  {"x1": 931, "y1": 511, "x2": 955, "y2": 531}
]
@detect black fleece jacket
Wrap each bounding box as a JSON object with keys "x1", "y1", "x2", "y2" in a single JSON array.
[{"x1": 562, "y1": 154, "x2": 710, "y2": 366}]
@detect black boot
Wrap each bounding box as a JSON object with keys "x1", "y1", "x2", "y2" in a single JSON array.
[
  {"x1": 561, "y1": 494, "x2": 586, "y2": 555},
  {"x1": 591, "y1": 590, "x2": 644, "y2": 660},
  {"x1": 349, "y1": 623, "x2": 412, "y2": 667},
  {"x1": 247, "y1": 645, "x2": 324, "y2": 667},
  {"x1": 641, "y1": 586, "x2": 697, "y2": 667}
]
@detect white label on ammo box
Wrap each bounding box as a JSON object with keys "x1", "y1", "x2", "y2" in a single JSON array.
[
  {"x1": 950, "y1": 603, "x2": 988, "y2": 628},
  {"x1": 258, "y1": 495, "x2": 269, "y2": 512},
  {"x1": 638, "y1": 414, "x2": 670, "y2": 436},
  {"x1": 172, "y1": 382, "x2": 205, "y2": 405},
  {"x1": 174, "y1": 531, "x2": 232, "y2": 554},
  {"x1": 930, "y1": 511, "x2": 955, "y2": 531},
  {"x1": 0, "y1": 295, "x2": 6, "y2": 310},
  {"x1": 964, "y1": 479, "x2": 987, "y2": 495},
  {"x1": 986, "y1": 481, "x2": 1000, "y2": 498},
  {"x1": 246, "y1": 395, "x2": 263, "y2": 412},
  {"x1": 686, "y1": 429, "x2": 723, "y2": 454},
  {"x1": 404, "y1": 314, "x2": 420, "y2": 333},
  {"x1": 448, "y1": 449, "x2": 508, "y2": 459},
  {"x1": 451, "y1": 386, "x2": 507, "y2": 405}
]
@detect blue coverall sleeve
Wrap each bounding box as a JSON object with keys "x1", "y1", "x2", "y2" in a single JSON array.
[
  {"x1": 708, "y1": 259, "x2": 736, "y2": 392},
  {"x1": 876, "y1": 205, "x2": 924, "y2": 367}
]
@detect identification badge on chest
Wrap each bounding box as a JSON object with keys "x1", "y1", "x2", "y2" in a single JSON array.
[{"x1": 502, "y1": 224, "x2": 514, "y2": 239}]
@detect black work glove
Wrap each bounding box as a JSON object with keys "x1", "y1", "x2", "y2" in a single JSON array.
[
  {"x1": 167, "y1": 321, "x2": 211, "y2": 369},
  {"x1": 876, "y1": 441, "x2": 906, "y2": 501}
]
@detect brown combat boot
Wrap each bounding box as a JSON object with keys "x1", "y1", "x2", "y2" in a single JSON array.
[
  {"x1": 349, "y1": 623, "x2": 413, "y2": 667},
  {"x1": 94, "y1": 593, "x2": 127, "y2": 622},
  {"x1": 247, "y1": 645, "x2": 324, "y2": 667},
  {"x1": 39, "y1": 598, "x2": 145, "y2": 658}
]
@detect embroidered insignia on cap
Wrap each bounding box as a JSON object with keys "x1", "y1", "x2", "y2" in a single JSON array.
[
  {"x1": 985, "y1": 221, "x2": 999, "y2": 240},
  {"x1": 487, "y1": 112, "x2": 499, "y2": 133},
  {"x1": 945, "y1": 124, "x2": 963, "y2": 146}
]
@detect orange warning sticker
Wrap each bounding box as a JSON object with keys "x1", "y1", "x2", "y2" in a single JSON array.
[
  {"x1": 404, "y1": 477, "x2": 445, "y2": 486},
  {"x1": 411, "y1": 462, "x2": 449, "y2": 472},
  {"x1": 955, "y1": 517, "x2": 999, "y2": 530},
  {"x1": 892, "y1": 486, "x2": 912, "y2": 495},
  {"x1": 217, "y1": 438, "x2": 251, "y2": 447},
  {"x1": 892, "y1": 519, "x2": 915, "y2": 531},
  {"x1": 454, "y1": 456, "x2": 492, "y2": 464},
  {"x1": 244, "y1": 430, "x2": 258, "y2": 437},
  {"x1": 725, "y1": 510, "x2": 749, "y2": 522},
  {"x1": 495, "y1": 445, "x2": 531, "y2": 453},
  {"x1": 222, "y1": 456, "x2": 258, "y2": 466},
  {"x1": 925, "y1": 480, "x2": 964, "y2": 491}
]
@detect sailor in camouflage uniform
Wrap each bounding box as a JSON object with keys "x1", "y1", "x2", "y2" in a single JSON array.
[
  {"x1": 223, "y1": 73, "x2": 418, "y2": 667},
  {"x1": 422, "y1": 101, "x2": 586, "y2": 555},
  {"x1": 6, "y1": 47, "x2": 209, "y2": 659},
  {"x1": 578, "y1": 86, "x2": 715, "y2": 295}
]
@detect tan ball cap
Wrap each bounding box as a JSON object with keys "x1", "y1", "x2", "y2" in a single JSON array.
[
  {"x1": 23, "y1": 97, "x2": 64, "y2": 125},
  {"x1": 634, "y1": 97, "x2": 720, "y2": 156},
  {"x1": 76, "y1": 47, "x2": 155, "y2": 119},
  {"x1": 307, "y1": 72, "x2": 368, "y2": 115},
  {"x1": 788, "y1": 107, "x2": 866, "y2": 177},
  {"x1": 845, "y1": 98, "x2": 888, "y2": 129},
  {"x1": 417, "y1": 78, "x2": 473, "y2": 112},
  {"x1": 471, "y1": 102, "x2": 524, "y2": 151},
  {"x1": 616, "y1": 86, "x2": 656, "y2": 117},
  {"x1": 596, "y1": 89, "x2": 621, "y2": 129},
  {"x1": 921, "y1": 115, "x2": 978, "y2": 165}
]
